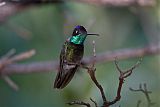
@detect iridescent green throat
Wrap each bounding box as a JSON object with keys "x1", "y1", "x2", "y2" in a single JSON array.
[{"x1": 70, "y1": 34, "x2": 87, "y2": 45}]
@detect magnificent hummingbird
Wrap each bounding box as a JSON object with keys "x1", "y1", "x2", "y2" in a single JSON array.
[{"x1": 54, "y1": 25, "x2": 99, "y2": 89}]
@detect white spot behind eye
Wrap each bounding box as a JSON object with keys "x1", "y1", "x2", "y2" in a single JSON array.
[{"x1": 75, "y1": 30, "x2": 78, "y2": 34}]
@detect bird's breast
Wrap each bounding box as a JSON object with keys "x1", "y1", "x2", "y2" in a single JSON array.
[{"x1": 66, "y1": 42, "x2": 84, "y2": 63}]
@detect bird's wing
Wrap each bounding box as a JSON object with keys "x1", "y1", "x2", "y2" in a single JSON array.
[{"x1": 54, "y1": 41, "x2": 78, "y2": 89}]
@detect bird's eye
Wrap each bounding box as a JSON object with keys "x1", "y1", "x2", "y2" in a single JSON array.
[
  {"x1": 72, "y1": 29, "x2": 79, "y2": 36},
  {"x1": 75, "y1": 30, "x2": 78, "y2": 34}
]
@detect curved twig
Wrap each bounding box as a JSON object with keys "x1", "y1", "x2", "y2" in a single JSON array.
[
  {"x1": 67, "y1": 101, "x2": 91, "y2": 107},
  {"x1": 130, "y1": 83, "x2": 155, "y2": 107}
]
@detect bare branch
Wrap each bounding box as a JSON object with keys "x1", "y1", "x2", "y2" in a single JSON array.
[
  {"x1": 79, "y1": 40, "x2": 108, "y2": 106},
  {"x1": 1, "y1": 75, "x2": 19, "y2": 91},
  {"x1": 0, "y1": 49, "x2": 36, "y2": 90},
  {"x1": 130, "y1": 83, "x2": 155, "y2": 107},
  {"x1": 67, "y1": 100, "x2": 91, "y2": 107},
  {"x1": 72, "y1": 44, "x2": 141, "y2": 107},
  {"x1": 90, "y1": 98, "x2": 98, "y2": 107},
  {"x1": 1, "y1": 44, "x2": 159, "y2": 75},
  {"x1": 108, "y1": 58, "x2": 142, "y2": 105},
  {"x1": 92, "y1": 40, "x2": 96, "y2": 67},
  {"x1": 0, "y1": 49, "x2": 36, "y2": 69},
  {"x1": 1, "y1": 48, "x2": 16, "y2": 59},
  {"x1": 0, "y1": 49, "x2": 17, "y2": 90},
  {"x1": 67, "y1": 41, "x2": 142, "y2": 107},
  {"x1": 88, "y1": 41, "x2": 108, "y2": 106},
  {"x1": 88, "y1": 66, "x2": 108, "y2": 106},
  {"x1": 9, "y1": 49, "x2": 36, "y2": 63},
  {"x1": 0, "y1": 49, "x2": 15, "y2": 68}
]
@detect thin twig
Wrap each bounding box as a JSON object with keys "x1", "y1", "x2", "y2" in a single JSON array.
[
  {"x1": 1, "y1": 49, "x2": 16, "y2": 59},
  {"x1": 0, "y1": 49, "x2": 36, "y2": 67},
  {"x1": 9, "y1": 49, "x2": 36, "y2": 63},
  {"x1": 69, "y1": 40, "x2": 107, "y2": 107},
  {"x1": 0, "y1": 49, "x2": 17, "y2": 90},
  {"x1": 108, "y1": 58, "x2": 142, "y2": 105},
  {"x1": 130, "y1": 84, "x2": 155, "y2": 107},
  {"x1": 0, "y1": 49, "x2": 15, "y2": 69},
  {"x1": 90, "y1": 98, "x2": 98, "y2": 107},
  {"x1": 115, "y1": 58, "x2": 142, "y2": 79},
  {"x1": 87, "y1": 41, "x2": 108, "y2": 106},
  {"x1": 92, "y1": 40, "x2": 96, "y2": 67},
  {"x1": 0, "y1": 49, "x2": 36, "y2": 71},
  {"x1": 67, "y1": 101, "x2": 91, "y2": 107},
  {"x1": 0, "y1": 49, "x2": 36, "y2": 91},
  {"x1": 1, "y1": 75, "x2": 19, "y2": 91},
  {"x1": 87, "y1": 65, "x2": 108, "y2": 106}
]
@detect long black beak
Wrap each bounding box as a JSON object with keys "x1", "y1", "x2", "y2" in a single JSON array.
[{"x1": 87, "y1": 33, "x2": 99, "y2": 36}]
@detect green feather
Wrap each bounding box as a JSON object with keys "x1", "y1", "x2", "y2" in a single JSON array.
[{"x1": 70, "y1": 34, "x2": 87, "y2": 45}]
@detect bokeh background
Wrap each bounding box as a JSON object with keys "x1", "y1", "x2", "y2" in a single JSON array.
[{"x1": 0, "y1": 1, "x2": 160, "y2": 107}]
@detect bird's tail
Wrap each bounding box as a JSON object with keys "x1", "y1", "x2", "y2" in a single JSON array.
[{"x1": 54, "y1": 66, "x2": 78, "y2": 89}]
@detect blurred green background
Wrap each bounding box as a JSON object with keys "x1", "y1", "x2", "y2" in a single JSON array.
[{"x1": 0, "y1": 2, "x2": 160, "y2": 107}]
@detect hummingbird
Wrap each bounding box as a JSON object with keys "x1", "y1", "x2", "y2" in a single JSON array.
[{"x1": 54, "y1": 25, "x2": 99, "y2": 89}]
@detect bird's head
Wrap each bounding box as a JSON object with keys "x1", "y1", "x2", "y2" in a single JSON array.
[{"x1": 69, "y1": 25, "x2": 99, "y2": 45}]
